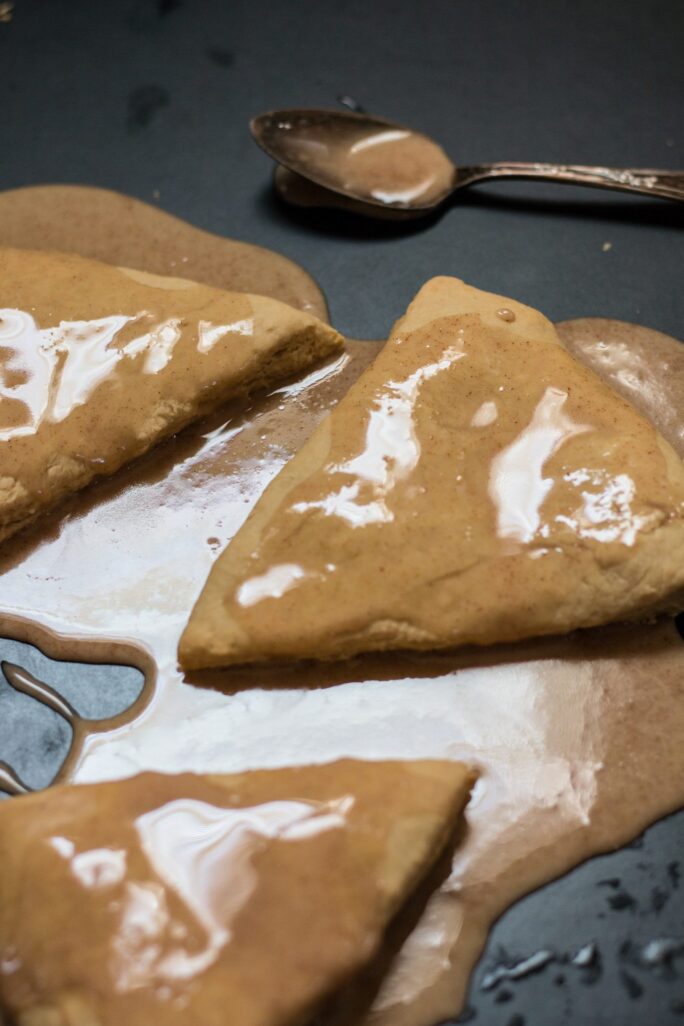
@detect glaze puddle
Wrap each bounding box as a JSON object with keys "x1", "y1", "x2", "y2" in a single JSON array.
[{"x1": 0, "y1": 186, "x2": 683, "y2": 1026}]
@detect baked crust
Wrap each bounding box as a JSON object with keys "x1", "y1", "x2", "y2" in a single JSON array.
[
  {"x1": 0, "y1": 248, "x2": 343, "y2": 543},
  {"x1": 179, "y1": 277, "x2": 684, "y2": 667},
  {"x1": 0, "y1": 759, "x2": 472, "y2": 1026}
]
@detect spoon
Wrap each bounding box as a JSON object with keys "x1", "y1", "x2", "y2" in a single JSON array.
[{"x1": 251, "y1": 108, "x2": 684, "y2": 219}]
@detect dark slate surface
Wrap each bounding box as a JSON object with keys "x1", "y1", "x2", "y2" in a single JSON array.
[{"x1": 1, "y1": 1, "x2": 683, "y2": 1023}]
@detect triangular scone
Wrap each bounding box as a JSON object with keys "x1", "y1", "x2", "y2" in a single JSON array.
[
  {"x1": 0, "y1": 248, "x2": 342, "y2": 542},
  {"x1": 180, "y1": 276, "x2": 684, "y2": 667},
  {"x1": 0, "y1": 759, "x2": 472, "y2": 1026}
]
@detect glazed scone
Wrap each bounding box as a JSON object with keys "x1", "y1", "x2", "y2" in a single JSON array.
[
  {"x1": 0, "y1": 759, "x2": 472, "y2": 1026},
  {"x1": 179, "y1": 276, "x2": 684, "y2": 667},
  {"x1": 0, "y1": 248, "x2": 342, "y2": 542}
]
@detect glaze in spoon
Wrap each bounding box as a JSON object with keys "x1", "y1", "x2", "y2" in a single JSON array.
[{"x1": 251, "y1": 108, "x2": 684, "y2": 219}]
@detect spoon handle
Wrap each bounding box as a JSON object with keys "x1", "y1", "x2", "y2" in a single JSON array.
[{"x1": 462, "y1": 163, "x2": 684, "y2": 202}]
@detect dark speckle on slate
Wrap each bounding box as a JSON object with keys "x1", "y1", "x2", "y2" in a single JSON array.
[
  {"x1": 506, "y1": 1015, "x2": 525, "y2": 1026},
  {"x1": 454, "y1": 1007, "x2": 477, "y2": 1023},
  {"x1": 494, "y1": 988, "x2": 513, "y2": 1003},
  {"x1": 669, "y1": 862, "x2": 681, "y2": 889},
  {"x1": 42, "y1": 727, "x2": 68, "y2": 756},
  {"x1": 126, "y1": 0, "x2": 177, "y2": 31},
  {"x1": 581, "y1": 960, "x2": 603, "y2": 986},
  {"x1": 652, "y1": 886, "x2": 669, "y2": 912},
  {"x1": 620, "y1": 970, "x2": 644, "y2": 1000},
  {"x1": 608, "y1": 890, "x2": 637, "y2": 912},
  {"x1": 207, "y1": 47, "x2": 234, "y2": 68},
  {"x1": 127, "y1": 85, "x2": 170, "y2": 131},
  {"x1": 671, "y1": 998, "x2": 684, "y2": 1015},
  {"x1": 620, "y1": 939, "x2": 638, "y2": 964},
  {"x1": 598, "y1": 877, "x2": 621, "y2": 890},
  {"x1": 554, "y1": 973, "x2": 565, "y2": 986}
]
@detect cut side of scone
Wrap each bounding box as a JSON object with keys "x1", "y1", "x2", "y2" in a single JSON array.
[
  {"x1": 0, "y1": 758, "x2": 472, "y2": 1026},
  {"x1": 179, "y1": 276, "x2": 684, "y2": 668},
  {"x1": 0, "y1": 248, "x2": 342, "y2": 543}
]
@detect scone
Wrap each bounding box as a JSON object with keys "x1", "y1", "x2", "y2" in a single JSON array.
[
  {"x1": 0, "y1": 247, "x2": 342, "y2": 542},
  {"x1": 180, "y1": 276, "x2": 684, "y2": 667},
  {"x1": 0, "y1": 759, "x2": 472, "y2": 1026}
]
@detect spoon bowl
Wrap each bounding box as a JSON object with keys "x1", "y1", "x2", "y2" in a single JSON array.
[
  {"x1": 251, "y1": 109, "x2": 455, "y2": 218},
  {"x1": 251, "y1": 109, "x2": 684, "y2": 219}
]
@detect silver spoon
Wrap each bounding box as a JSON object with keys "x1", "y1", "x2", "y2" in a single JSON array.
[{"x1": 251, "y1": 108, "x2": 684, "y2": 220}]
